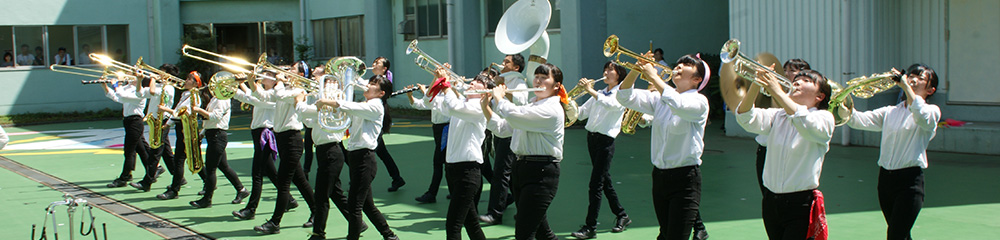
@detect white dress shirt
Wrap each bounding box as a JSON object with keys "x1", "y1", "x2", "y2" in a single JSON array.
[
  {"x1": 234, "y1": 88, "x2": 275, "y2": 129},
  {"x1": 500, "y1": 71, "x2": 529, "y2": 106},
  {"x1": 848, "y1": 98, "x2": 940, "y2": 170},
  {"x1": 297, "y1": 102, "x2": 345, "y2": 145},
  {"x1": 736, "y1": 106, "x2": 834, "y2": 194},
  {"x1": 16, "y1": 53, "x2": 34, "y2": 66},
  {"x1": 577, "y1": 85, "x2": 627, "y2": 138},
  {"x1": 105, "y1": 84, "x2": 147, "y2": 117},
  {"x1": 339, "y1": 98, "x2": 384, "y2": 151},
  {"x1": 54, "y1": 54, "x2": 72, "y2": 65},
  {"x1": 271, "y1": 82, "x2": 305, "y2": 133},
  {"x1": 0, "y1": 125, "x2": 9, "y2": 150},
  {"x1": 436, "y1": 92, "x2": 486, "y2": 164},
  {"x1": 487, "y1": 96, "x2": 564, "y2": 161},
  {"x1": 138, "y1": 85, "x2": 175, "y2": 119},
  {"x1": 202, "y1": 97, "x2": 231, "y2": 130},
  {"x1": 617, "y1": 87, "x2": 708, "y2": 169},
  {"x1": 412, "y1": 94, "x2": 450, "y2": 124}
]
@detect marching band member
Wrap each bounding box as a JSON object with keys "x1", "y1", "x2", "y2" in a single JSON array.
[
  {"x1": 616, "y1": 54, "x2": 710, "y2": 240},
  {"x1": 101, "y1": 74, "x2": 151, "y2": 188},
  {"x1": 297, "y1": 82, "x2": 367, "y2": 240},
  {"x1": 570, "y1": 61, "x2": 632, "y2": 239},
  {"x1": 156, "y1": 71, "x2": 201, "y2": 200},
  {"x1": 232, "y1": 72, "x2": 298, "y2": 219},
  {"x1": 846, "y1": 64, "x2": 940, "y2": 240},
  {"x1": 315, "y1": 75, "x2": 399, "y2": 240},
  {"x1": 189, "y1": 73, "x2": 249, "y2": 208},
  {"x1": 751, "y1": 59, "x2": 811, "y2": 195},
  {"x1": 482, "y1": 63, "x2": 564, "y2": 240},
  {"x1": 405, "y1": 80, "x2": 449, "y2": 203},
  {"x1": 736, "y1": 68, "x2": 834, "y2": 240},
  {"x1": 0, "y1": 124, "x2": 8, "y2": 150},
  {"x1": 253, "y1": 73, "x2": 317, "y2": 233},
  {"x1": 372, "y1": 56, "x2": 407, "y2": 192},
  {"x1": 128, "y1": 65, "x2": 179, "y2": 192},
  {"x1": 432, "y1": 67, "x2": 495, "y2": 240},
  {"x1": 480, "y1": 53, "x2": 527, "y2": 225}
]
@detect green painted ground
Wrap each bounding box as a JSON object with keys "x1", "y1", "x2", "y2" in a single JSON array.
[{"x1": 1, "y1": 114, "x2": 998, "y2": 239}]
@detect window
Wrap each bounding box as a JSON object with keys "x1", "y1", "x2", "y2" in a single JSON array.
[
  {"x1": 181, "y1": 22, "x2": 295, "y2": 65},
  {"x1": 486, "y1": 0, "x2": 561, "y2": 34},
  {"x1": 0, "y1": 25, "x2": 129, "y2": 68},
  {"x1": 312, "y1": 16, "x2": 365, "y2": 59},
  {"x1": 403, "y1": 0, "x2": 448, "y2": 39},
  {"x1": 0, "y1": 27, "x2": 12, "y2": 67}
]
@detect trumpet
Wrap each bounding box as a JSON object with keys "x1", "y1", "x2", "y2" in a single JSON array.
[
  {"x1": 603, "y1": 35, "x2": 675, "y2": 83},
  {"x1": 719, "y1": 39, "x2": 795, "y2": 97},
  {"x1": 562, "y1": 77, "x2": 605, "y2": 127},
  {"x1": 463, "y1": 87, "x2": 546, "y2": 95},
  {"x1": 406, "y1": 39, "x2": 471, "y2": 87}
]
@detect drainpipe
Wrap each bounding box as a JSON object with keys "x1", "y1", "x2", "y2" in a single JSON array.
[
  {"x1": 840, "y1": 0, "x2": 851, "y2": 146},
  {"x1": 300, "y1": 0, "x2": 307, "y2": 48},
  {"x1": 446, "y1": 0, "x2": 456, "y2": 71},
  {"x1": 147, "y1": 0, "x2": 156, "y2": 62}
]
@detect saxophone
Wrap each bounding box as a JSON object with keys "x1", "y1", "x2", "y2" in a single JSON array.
[
  {"x1": 620, "y1": 108, "x2": 644, "y2": 135},
  {"x1": 143, "y1": 85, "x2": 168, "y2": 149},
  {"x1": 828, "y1": 70, "x2": 903, "y2": 126},
  {"x1": 178, "y1": 89, "x2": 204, "y2": 174}
]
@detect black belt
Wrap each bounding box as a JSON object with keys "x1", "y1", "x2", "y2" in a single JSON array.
[{"x1": 517, "y1": 155, "x2": 557, "y2": 162}]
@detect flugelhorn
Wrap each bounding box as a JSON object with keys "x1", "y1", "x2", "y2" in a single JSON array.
[
  {"x1": 719, "y1": 39, "x2": 795, "y2": 97},
  {"x1": 604, "y1": 35, "x2": 675, "y2": 82}
]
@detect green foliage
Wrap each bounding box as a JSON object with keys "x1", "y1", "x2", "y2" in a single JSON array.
[
  {"x1": 295, "y1": 35, "x2": 313, "y2": 62},
  {"x1": 0, "y1": 108, "x2": 119, "y2": 126}
]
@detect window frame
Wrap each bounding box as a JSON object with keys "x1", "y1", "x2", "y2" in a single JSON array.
[{"x1": 2, "y1": 24, "x2": 127, "y2": 70}]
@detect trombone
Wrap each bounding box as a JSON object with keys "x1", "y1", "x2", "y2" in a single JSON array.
[{"x1": 181, "y1": 45, "x2": 320, "y2": 94}]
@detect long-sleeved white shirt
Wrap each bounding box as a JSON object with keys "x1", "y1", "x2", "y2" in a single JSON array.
[
  {"x1": 138, "y1": 85, "x2": 175, "y2": 119},
  {"x1": 340, "y1": 98, "x2": 384, "y2": 151},
  {"x1": 297, "y1": 102, "x2": 345, "y2": 146},
  {"x1": 578, "y1": 85, "x2": 627, "y2": 138},
  {"x1": 617, "y1": 87, "x2": 708, "y2": 169},
  {"x1": 500, "y1": 71, "x2": 529, "y2": 106},
  {"x1": 487, "y1": 96, "x2": 564, "y2": 161},
  {"x1": 105, "y1": 84, "x2": 147, "y2": 117},
  {"x1": 736, "y1": 106, "x2": 834, "y2": 194},
  {"x1": 436, "y1": 92, "x2": 486, "y2": 164},
  {"x1": 0, "y1": 125, "x2": 9, "y2": 150},
  {"x1": 271, "y1": 82, "x2": 304, "y2": 133},
  {"x1": 412, "y1": 94, "x2": 449, "y2": 124},
  {"x1": 202, "y1": 97, "x2": 231, "y2": 130},
  {"x1": 847, "y1": 98, "x2": 940, "y2": 170},
  {"x1": 234, "y1": 88, "x2": 276, "y2": 129}
]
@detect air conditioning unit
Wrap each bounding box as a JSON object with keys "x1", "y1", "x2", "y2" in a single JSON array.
[{"x1": 397, "y1": 19, "x2": 415, "y2": 35}]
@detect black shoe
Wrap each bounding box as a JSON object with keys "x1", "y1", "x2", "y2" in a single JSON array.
[
  {"x1": 611, "y1": 214, "x2": 632, "y2": 233},
  {"x1": 197, "y1": 186, "x2": 218, "y2": 196},
  {"x1": 360, "y1": 222, "x2": 369, "y2": 233},
  {"x1": 570, "y1": 225, "x2": 596, "y2": 239},
  {"x1": 152, "y1": 166, "x2": 165, "y2": 183},
  {"x1": 692, "y1": 228, "x2": 709, "y2": 240},
  {"x1": 253, "y1": 220, "x2": 280, "y2": 234},
  {"x1": 388, "y1": 179, "x2": 406, "y2": 192},
  {"x1": 286, "y1": 199, "x2": 299, "y2": 212},
  {"x1": 446, "y1": 194, "x2": 451, "y2": 199},
  {"x1": 232, "y1": 187, "x2": 250, "y2": 204},
  {"x1": 478, "y1": 214, "x2": 501, "y2": 225},
  {"x1": 130, "y1": 182, "x2": 151, "y2": 192},
  {"x1": 189, "y1": 198, "x2": 211, "y2": 208},
  {"x1": 165, "y1": 179, "x2": 187, "y2": 191},
  {"x1": 302, "y1": 215, "x2": 314, "y2": 228},
  {"x1": 233, "y1": 208, "x2": 255, "y2": 220},
  {"x1": 106, "y1": 178, "x2": 128, "y2": 188},
  {"x1": 156, "y1": 190, "x2": 178, "y2": 200},
  {"x1": 307, "y1": 234, "x2": 325, "y2": 240},
  {"x1": 506, "y1": 195, "x2": 515, "y2": 206},
  {"x1": 415, "y1": 193, "x2": 436, "y2": 203},
  {"x1": 384, "y1": 234, "x2": 399, "y2": 240}
]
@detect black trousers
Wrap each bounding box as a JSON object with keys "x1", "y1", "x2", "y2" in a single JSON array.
[
  {"x1": 346, "y1": 149, "x2": 394, "y2": 240},
  {"x1": 485, "y1": 136, "x2": 515, "y2": 218},
  {"x1": 120, "y1": 115, "x2": 151, "y2": 180},
  {"x1": 584, "y1": 132, "x2": 626, "y2": 228},
  {"x1": 511, "y1": 160, "x2": 559, "y2": 240},
  {"x1": 426, "y1": 123, "x2": 449, "y2": 195},
  {"x1": 147, "y1": 119, "x2": 174, "y2": 177},
  {"x1": 652, "y1": 166, "x2": 701, "y2": 240},
  {"x1": 303, "y1": 127, "x2": 315, "y2": 176},
  {"x1": 201, "y1": 129, "x2": 243, "y2": 200},
  {"x1": 445, "y1": 162, "x2": 486, "y2": 240},
  {"x1": 756, "y1": 144, "x2": 768, "y2": 196},
  {"x1": 878, "y1": 167, "x2": 924, "y2": 240},
  {"x1": 246, "y1": 128, "x2": 286, "y2": 210},
  {"x1": 312, "y1": 142, "x2": 353, "y2": 237},
  {"x1": 375, "y1": 134, "x2": 403, "y2": 183},
  {"x1": 271, "y1": 130, "x2": 315, "y2": 225},
  {"x1": 168, "y1": 124, "x2": 188, "y2": 192},
  {"x1": 762, "y1": 189, "x2": 814, "y2": 240}
]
